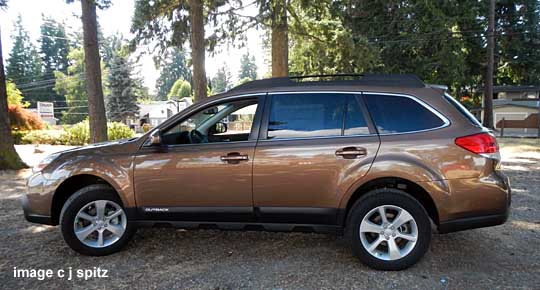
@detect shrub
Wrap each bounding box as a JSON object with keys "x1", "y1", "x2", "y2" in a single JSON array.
[
  {"x1": 11, "y1": 130, "x2": 28, "y2": 144},
  {"x1": 14, "y1": 121, "x2": 135, "y2": 146},
  {"x1": 21, "y1": 130, "x2": 63, "y2": 145},
  {"x1": 8, "y1": 104, "x2": 45, "y2": 131},
  {"x1": 108, "y1": 122, "x2": 135, "y2": 140},
  {"x1": 60, "y1": 120, "x2": 90, "y2": 145},
  {"x1": 60, "y1": 120, "x2": 135, "y2": 146}
]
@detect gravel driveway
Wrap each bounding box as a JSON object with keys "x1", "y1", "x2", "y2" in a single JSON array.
[{"x1": 1, "y1": 140, "x2": 539, "y2": 289}]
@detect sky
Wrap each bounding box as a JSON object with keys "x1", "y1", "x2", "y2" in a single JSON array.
[{"x1": 0, "y1": 0, "x2": 268, "y2": 95}]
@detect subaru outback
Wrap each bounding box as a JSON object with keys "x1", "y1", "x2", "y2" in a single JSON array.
[{"x1": 22, "y1": 74, "x2": 511, "y2": 270}]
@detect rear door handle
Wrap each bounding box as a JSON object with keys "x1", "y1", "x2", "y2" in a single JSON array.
[
  {"x1": 220, "y1": 152, "x2": 249, "y2": 163},
  {"x1": 335, "y1": 147, "x2": 367, "y2": 159}
]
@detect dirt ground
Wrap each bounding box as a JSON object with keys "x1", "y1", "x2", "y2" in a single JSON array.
[{"x1": 1, "y1": 140, "x2": 539, "y2": 290}]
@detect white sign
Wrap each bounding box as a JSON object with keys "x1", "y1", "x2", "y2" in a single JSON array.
[{"x1": 37, "y1": 102, "x2": 54, "y2": 119}]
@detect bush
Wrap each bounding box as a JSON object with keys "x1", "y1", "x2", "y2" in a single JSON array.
[
  {"x1": 60, "y1": 120, "x2": 135, "y2": 146},
  {"x1": 60, "y1": 121, "x2": 90, "y2": 145},
  {"x1": 21, "y1": 130, "x2": 63, "y2": 145},
  {"x1": 108, "y1": 122, "x2": 135, "y2": 140},
  {"x1": 11, "y1": 130, "x2": 28, "y2": 144},
  {"x1": 15, "y1": 120, "x2": 135, "y2": 146},
  {"x1": 8, "y1": 104, "x2": 45, "y2": 131}
]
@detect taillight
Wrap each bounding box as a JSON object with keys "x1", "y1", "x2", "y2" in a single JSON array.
[{"x1": 455, "y1": 133, "x2": 499, "y2": 155}]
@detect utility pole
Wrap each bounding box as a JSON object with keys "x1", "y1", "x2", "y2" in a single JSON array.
[{"x1": 483, "y1": 0, "x2": 495, "y2": 129}]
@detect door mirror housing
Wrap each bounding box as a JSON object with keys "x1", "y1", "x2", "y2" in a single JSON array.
[{"x1": 148, "y1": 129, "x2": 161, "y2": 146}]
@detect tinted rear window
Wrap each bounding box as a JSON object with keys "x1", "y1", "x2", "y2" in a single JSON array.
[
  {"x1": 268, "y1": 93, "x2": 346, "y2": 139},
  {"x1": 364, "y1": 94, "x2": 445, "y2": 133}
]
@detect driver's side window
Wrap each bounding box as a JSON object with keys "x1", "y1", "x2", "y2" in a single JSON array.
[{"x1": 161, "y1": 99, "x2": 258, "y2": 145}]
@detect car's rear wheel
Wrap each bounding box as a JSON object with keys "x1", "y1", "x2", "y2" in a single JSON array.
[
  {"x1": 60, "y1": 184, "x2": 136, "y2": 256},
  {"x1": 347, "y1": 188, "x2": 431, "y2": 270}
]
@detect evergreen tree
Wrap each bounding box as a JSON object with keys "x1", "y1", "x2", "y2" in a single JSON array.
[
  {"x1": 155, "y1": 48, "x2": 191, "y2": 100},
  {"x1": 106, "y1": 51, "x2": 140, "y2": 124},
  {"x1": 496, "y1": 0, "x2": 540, "y2": 85},
  {"x1": 38, "y1": 16, "x2": 71, "y2": 113},
  {"x1": 131, "y1": 0, "x2": 246, "y2": 102},
  {"x1": 211, "y1": 65, "x2": 232, "y2": 94},
  {"x1": 289, "y1": 0, "x2": 379, "y2": 76},
  {"x1": 238, "y1": 52, "x2": 258, "y2": 80},
  {"x1": 6, "y1": 15, "x2": 43, "y2": 106},
  {"x1": 40, "y1": 16, "x2": 70, "y2": 74}
]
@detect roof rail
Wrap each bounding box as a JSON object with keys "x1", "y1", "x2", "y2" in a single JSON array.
[{"x1": 228, "y1": 73, "x2": 425, "y2": 93}]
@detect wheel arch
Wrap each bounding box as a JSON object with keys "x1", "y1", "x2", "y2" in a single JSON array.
[
  {"x1": 51, "y1": 174, "x2": 122, "y2": 225},
  {"x1": 340, "y1": 177, "x2": 440, "y2": 227}
]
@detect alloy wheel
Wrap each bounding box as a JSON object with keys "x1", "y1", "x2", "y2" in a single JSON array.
[
  {"x1": 359, "y1": 205, "x2": 418, "y2": 261},
  {"x1": 73, "y1": 200, "x2": 127, "y2": 248}
]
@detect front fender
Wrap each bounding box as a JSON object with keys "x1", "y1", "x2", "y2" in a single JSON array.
[{"x1": 44, "y1": 153, "x2": 136, "y2": 209}]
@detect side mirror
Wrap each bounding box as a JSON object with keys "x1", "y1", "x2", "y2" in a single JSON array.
[
  {"x1": 149, "y1": 129, "x2": 161, "y2": 146},
  {"x1": 210, "y1": 122, "x2": 228, "y2": 134}
]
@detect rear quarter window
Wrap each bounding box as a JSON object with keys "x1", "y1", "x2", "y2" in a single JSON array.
[
  {"x1": 364, "y1": 94, "x2": 446, "y2": 134},
  {"x1": 443, "y1": 93, "x2": 483, "y2": 127}
]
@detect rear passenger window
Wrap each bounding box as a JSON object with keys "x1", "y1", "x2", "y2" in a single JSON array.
[
  {"x1": 364, "y1": 94, "x2": 445, "y2": 133},
  {"x1": 345, "y1": 96, "x2": 370, "y2": 135},
  {"x1": 267, "y1": 93, "x2": 345, "y2": 139}
]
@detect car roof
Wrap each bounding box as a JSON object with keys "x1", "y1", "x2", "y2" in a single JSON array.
[{"x1": 205, "y1": 74, "x2": 443, "y2": 104}]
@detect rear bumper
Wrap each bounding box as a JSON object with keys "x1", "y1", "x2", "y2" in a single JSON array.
[
  {"x1": 438, "y1": 211, "x2": 509, "y2": 234},
  {"x1": 438, "y1": 172, "x2": 511, "y2": 234}
]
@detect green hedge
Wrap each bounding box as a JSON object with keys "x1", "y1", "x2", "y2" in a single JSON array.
[{"x1": 19, "y1": 120, "x2": 135, "y2": 146}]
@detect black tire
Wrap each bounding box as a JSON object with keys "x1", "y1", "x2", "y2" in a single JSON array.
[
  {"x1": 60, "y1": 184, "x2": 136, "y2": 256},
  {"x1": 346, "y1": 188, "x2": 431, "y2": 270}
]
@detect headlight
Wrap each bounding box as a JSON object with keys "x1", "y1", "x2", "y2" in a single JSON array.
[{"x1": 33, "y1": 153, "x2": 61, "y2": 173}]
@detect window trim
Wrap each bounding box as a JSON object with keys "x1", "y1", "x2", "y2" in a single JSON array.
[
  {"x1": 363, "y1": 92, "x2": 451, "y2": 135},
  {"x1": 259, "y1": 91, "x2": 377, "y2": 142},
  {"x1": 142, "y1": 93, "x2": 266, "y2": 148}
]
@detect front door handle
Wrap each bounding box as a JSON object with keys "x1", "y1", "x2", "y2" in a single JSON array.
[
  {"x1": 220, "y1": 152, "x2": 249, "y2": 163},
  {"x1": 335, "y1": 147, "x2": 367, "y2": 159}
]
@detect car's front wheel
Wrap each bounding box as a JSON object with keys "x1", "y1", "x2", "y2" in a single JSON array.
[
  {"x1": 60, "y1": 184, "x2": 136, "y2": 256},
  {"x1": 347, "y1": 188, "x2": 432, "y2": 270}
]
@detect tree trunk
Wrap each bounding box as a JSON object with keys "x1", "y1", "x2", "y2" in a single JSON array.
[
  {"x1": 271, "y1": 0, "x2": 289, "y2": 77},
  {"x1": 482, "y1": 0, "x2": 495, "y2": 129},
  {"x1": 81, "y1": 0, "x2": 107, "y2": 143},
  {"x1": 0, "y1": 26, "x2": 27, "y2": 170},
  {"x1": 189, "y1": 0, "x2": 207, "y2": 102}
]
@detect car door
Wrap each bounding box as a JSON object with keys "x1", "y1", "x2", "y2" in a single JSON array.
[
  {"x1": 253, "y1": 92, "x2": 380, "y2": 225},
  {"x1": 134, "y1": 95, "x2": 265, "y2": 222}
]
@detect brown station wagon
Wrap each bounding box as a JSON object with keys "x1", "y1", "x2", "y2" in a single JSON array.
[{"x1": 23, "y1": 74, "x2": 511, "y2": 270}]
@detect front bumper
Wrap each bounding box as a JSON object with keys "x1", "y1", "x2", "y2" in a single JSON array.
[
  {"x1": 22, "y1": 172, "x2": 54, "y2": 225},
  {"x1": 21, "y1": 193, "x2": 53, "y2": 225}
]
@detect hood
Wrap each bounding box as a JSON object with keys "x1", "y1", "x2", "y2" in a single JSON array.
[{"x1": 58, "y1": 137, "x2": 142, "y2": 157}]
